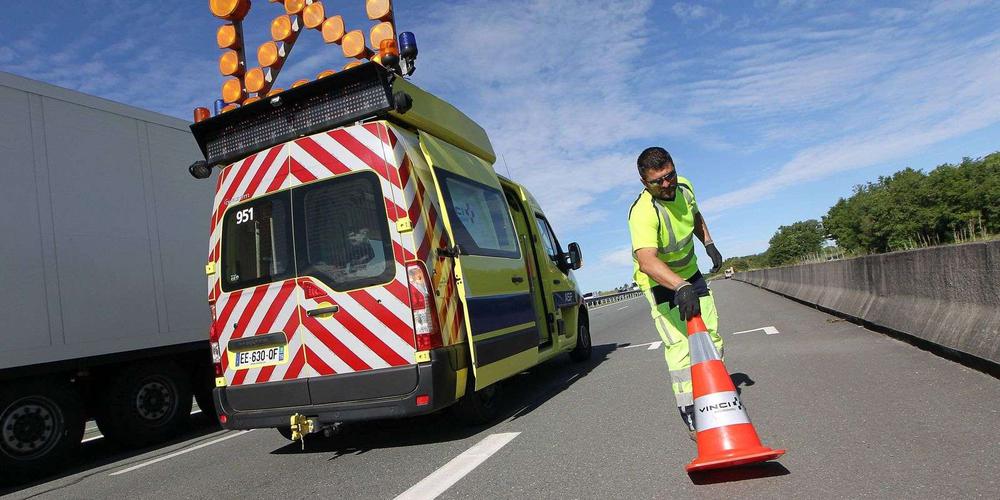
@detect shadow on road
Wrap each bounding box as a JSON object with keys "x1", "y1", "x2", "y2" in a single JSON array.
[
  {"x1": 0, "y1": 413, "x2": 222, "y2": 496},
  {"x1": 689, "y1": 461, "x2": 790, "y2": 485},
  {"x1": 730, "y1": 372, "x2": 755, "y2": 396},
  {"x1": 270, "y1": 343, "x2": 621, "y2": 458}
]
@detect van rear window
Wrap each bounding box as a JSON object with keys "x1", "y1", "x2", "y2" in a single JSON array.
[
  {"x1": 221, "y1": 193, "x2": 294, "y2": 291},
  {"x1": 220, "y1": 172, "x2": 395, "y2": 293},
  {"x1": 293, "y1": 172, "x2": 395, "y2": 291}
]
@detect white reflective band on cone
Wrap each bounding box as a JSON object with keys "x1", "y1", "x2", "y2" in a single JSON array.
[
  {"x1": 689, "y1": 332, "x2": 722, "y2": 365},
  {"x1": 694, "y1": 390, "x2": 751, "y2": 431}
]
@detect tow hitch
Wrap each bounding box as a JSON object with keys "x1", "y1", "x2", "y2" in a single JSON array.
[{"x1": 288, "y1": 413, "x2": 340, "y2": 449}]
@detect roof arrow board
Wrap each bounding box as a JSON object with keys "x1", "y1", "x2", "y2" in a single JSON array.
[{"x1": 731, "y1": 326, "x2": 779, "y2": 336}]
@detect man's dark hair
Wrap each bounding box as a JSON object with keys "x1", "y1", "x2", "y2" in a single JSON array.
[{"x1": 637, "y1": 147, "x2": 673, "y2": 176}]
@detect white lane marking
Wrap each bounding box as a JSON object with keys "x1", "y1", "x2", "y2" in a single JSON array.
[
  {"x1": 624, "y1": 341, "x2": 662, "y2": 350},
  {"x1": 617, "y1": 305, "x2": 630, "y2": 310},
  {"x1": 109, "y1": 430, "x2": 251, "y2": 476},
  {"x1": 732, "y1": 326, "x2": 779, "y2": 336},
  {"x1": 83, "y1": 409, "x2": 203, "y2": 444},
  {"x1": 588, "y1": 295, "x2": 643, "y2": 311},
  {"x1": 394, "y1": 432, "x2": 520, "y2": 500}
]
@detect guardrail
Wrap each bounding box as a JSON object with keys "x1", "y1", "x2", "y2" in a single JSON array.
[
  {"x1": 734, "y1": 240, "x2": 1000, "y2": 365},
  {"x1": 584, "y1": 290, "x2": 643, "y2": 307}
]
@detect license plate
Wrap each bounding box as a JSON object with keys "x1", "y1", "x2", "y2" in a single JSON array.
[{"x1": 232, "y1": 345, "x2": 288, "y2": 369}]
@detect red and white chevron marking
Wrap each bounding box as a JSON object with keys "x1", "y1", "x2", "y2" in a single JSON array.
[
  {"x1": 207, "y1": 143, "x2": 290, "y2": 302},
  {"x1": 386, "y1": 125, "x2": 466, "y2": 346},
  {"x1": 206, "y1": 121, "x2": 472, "y2": 386},
  {"x1": 213, "y1": 279, "x2": 305, "y2": 386},
  {"x1": 284, "y1": 125, "x2": 418, "y2": 377}
]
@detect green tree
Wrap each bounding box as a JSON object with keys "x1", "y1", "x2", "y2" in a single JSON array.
[
  {"x1": 765, "y1": 219, "x2": 826, "y2": 266},
  {"x1": 823, "y1": 152, "x2": 1000, "y2": 253}
]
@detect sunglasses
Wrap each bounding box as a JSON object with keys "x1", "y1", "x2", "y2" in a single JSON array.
[{"x1": 645, "y1": 170, "x2": 677, "y2": 186}]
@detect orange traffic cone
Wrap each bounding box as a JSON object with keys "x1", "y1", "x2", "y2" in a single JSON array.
[{"x1": 685, "y1": 315, "x2": 785, "y2": 473}]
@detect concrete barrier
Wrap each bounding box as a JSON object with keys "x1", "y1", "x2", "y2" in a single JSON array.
[{"x1": 735, "y1": 241, "x2": 1000, "y2": 365}]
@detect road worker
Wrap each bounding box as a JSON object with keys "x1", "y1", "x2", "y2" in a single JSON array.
[{"x1": 627, "y1": 147, "x2": 725, "y2": 440}]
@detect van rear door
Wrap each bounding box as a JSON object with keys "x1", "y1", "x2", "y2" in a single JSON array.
[
  {"x1": 215, "y1": 146, "x2": 313, "y2": 409},
  {"x1": 420, "y1": 132, "x2": 539, "y2": 389},
  {"x1": 285, "y1": 129, "x2": 418, "y2": 404}
]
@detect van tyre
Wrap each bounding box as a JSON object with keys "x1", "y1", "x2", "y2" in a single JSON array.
[
  {"x1": 276, "y1": 426, "x2": 294, "y2": 440},
  {"x1": 570, "y1": 320, "x2": 592, "y2": 362},
  {"x1": 0, "y1": 380, "x2": 84, "y2": 485},
  {"x1": 453, "y1": 375, "x2": 501, "y2": 425},
  {"x1": 192, "y1": 364, "x2": 217, "y2": 423},
  {"x1": 95, "y1": 361, "x2": 192, "y2": 448}
]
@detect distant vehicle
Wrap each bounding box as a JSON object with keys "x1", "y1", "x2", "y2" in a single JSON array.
[
  {"x1": 724, "y1": 267, "x2": 735, "y2": 279},
  {"x1": 583, "y1": 292, "x2": 595, "y2": 299}
]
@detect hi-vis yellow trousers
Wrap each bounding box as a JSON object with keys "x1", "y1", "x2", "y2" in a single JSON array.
[{"x1": 644, "y1": 292, "x2": 724, "y2": 409}]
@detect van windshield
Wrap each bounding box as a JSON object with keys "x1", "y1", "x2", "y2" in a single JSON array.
[{"x1": 220, "y1": 171, "x2": 395, "y2": 293}]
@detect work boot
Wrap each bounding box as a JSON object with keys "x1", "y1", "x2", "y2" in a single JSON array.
[{"x1": 679, "y1": 405, "x2": 697, "y2": 442}]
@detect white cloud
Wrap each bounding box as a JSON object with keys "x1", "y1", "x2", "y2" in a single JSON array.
[
  {"x1": 404, "y1": 0, "x2": 668, "y2": 231},
  {"x1": 673, "y1": 3, "x2": 710, "y2": 20},
  {"x1": 696, "y1": 20, "x2": 1000, "y2": 215},
  {"x1": 599, "y1": 246, "x2": 635, "y2": 267}
]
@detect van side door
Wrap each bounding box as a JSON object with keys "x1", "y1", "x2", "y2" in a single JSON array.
[{"x1": 420, "y1": 133, "x2": 539, "y2": 389}]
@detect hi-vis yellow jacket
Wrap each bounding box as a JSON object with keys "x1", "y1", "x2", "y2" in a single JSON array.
[{"x1": 628, "y1": 176, "x2": 700, "y2": 290}]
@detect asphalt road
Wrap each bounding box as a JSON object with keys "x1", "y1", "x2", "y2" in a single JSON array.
[{"x1": 4, "y1": 280, "x2": 998, "y2": 499}]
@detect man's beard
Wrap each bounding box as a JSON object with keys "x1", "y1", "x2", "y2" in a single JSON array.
[{"x1": 651, "y1": 187, "x2": 677, "y2": 201}]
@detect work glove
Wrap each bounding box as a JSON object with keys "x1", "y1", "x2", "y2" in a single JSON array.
[
  {"x1": 706, "y1": 242, "x2": 723, "y2": 273},
  {"x1": 674, "y1": 282, "x2": 701, "y2": 321}
]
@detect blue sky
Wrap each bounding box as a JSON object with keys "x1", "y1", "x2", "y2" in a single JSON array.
[{"x1": 2, "y1": 0, "x2": 999, "y2": 293}]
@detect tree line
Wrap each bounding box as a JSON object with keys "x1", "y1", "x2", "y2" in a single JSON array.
[{"x1": 718, "y1": 152, "x2": 999, "y2": 272}]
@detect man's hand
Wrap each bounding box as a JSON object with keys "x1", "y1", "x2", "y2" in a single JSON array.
[
  {"x1": 706, "y1": 242, "x2": 723, "y2": 273},
  {"x1": 674, "y1": 282, "x2": 701, "y2": 320}
]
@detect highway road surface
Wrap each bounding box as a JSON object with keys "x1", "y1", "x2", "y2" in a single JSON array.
[{"x1": 3, "y1": 280, "x2": 998, "y2": 499}]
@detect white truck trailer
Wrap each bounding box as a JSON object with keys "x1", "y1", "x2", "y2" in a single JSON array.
[{"x1": 0, "y1": 71, "x2": 214, "y2": 483}]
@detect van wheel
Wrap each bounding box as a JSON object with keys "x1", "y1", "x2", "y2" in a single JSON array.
[
  {"x1": 95, "y1": 361, "x2": 192, "y2": 448},
  {"x1": 453, "y1": 375, "x2": 501, "y2": 426},
  {"x1": 0, "y1": 380, "x2": 84, "y2": 485},
  {"x1": 570, "y1": 321, "x2": 592, "y2": 362}
]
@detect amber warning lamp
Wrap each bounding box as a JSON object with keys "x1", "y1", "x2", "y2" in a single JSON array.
[{"x1": 193, "y1": 0, "x2": 420, "y2": 124}]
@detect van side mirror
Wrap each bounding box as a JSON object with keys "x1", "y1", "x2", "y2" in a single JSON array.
[{"x1": 567, "y1": 242, "x2": 583, "y2": 270}]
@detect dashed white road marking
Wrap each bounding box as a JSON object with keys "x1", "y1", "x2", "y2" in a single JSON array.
[
  {"x1": 732, "y1": 326, "x2": 780, "y2": 335},
  {"x1": 625, "y1": 341, "x2": 662, "y2": 350},
  {"x1": 109, "y1": 430, "x2": 251, "y2": 476},
  {"x1": 83, "y1": 409, "x2": 203, "y2": 444},
  {"x1": 617, "y1": 305, "x2": 630, "y2": 310},
  {"x1": 394, "y1": 432, "x2": 520, "y2": 500}
]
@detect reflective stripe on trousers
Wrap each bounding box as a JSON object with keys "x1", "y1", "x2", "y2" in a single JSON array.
[{"x1": 644, "y1": 290, "x2": 724, "y2": 409}]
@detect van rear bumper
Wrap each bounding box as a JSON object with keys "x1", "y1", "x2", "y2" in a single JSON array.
[{"x1": 213, "y1": 344, "x2": 467, "y2": 430}]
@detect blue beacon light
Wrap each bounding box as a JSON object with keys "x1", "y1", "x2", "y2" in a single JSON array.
[
  {"x1": 398, "y1": 32, "x2": 418, "y2": 75},
  {"x1": 399, "y1": 32, "x2": 418, "y2": 59}
]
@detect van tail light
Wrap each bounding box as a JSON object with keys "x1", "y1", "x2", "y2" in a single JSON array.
[
  {"x1": 406, "y1": 262, "x2": 442, "y2": 351},
  {"x1": 209, "y1": 315, "x2": 224, "y2": 377}
]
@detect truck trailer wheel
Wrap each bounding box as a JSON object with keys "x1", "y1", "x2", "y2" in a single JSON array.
[
  {"x1": 569, "y1": 319, "x2": 592, "y2": 362},
  {"x1": 95, "y1": 361, "x2": 192, "y2": 448},
  {"x1": 0, "y1": 381, "x2": 84, "y2": 484}
]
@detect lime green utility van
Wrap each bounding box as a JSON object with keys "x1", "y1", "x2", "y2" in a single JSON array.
[{"x1": 190, "y1": 63, "x2": 590, "y2": 436}]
